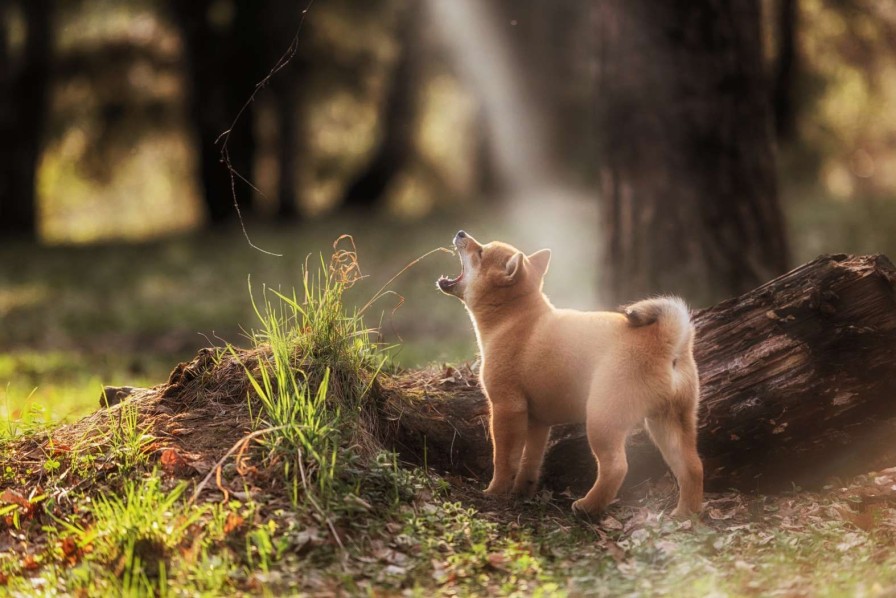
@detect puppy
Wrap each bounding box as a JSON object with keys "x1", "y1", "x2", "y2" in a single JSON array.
[{"x1": 437, "y1": 231, "x2": 703, "y2": 517}]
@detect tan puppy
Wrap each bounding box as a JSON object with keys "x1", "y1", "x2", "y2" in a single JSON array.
[{"x1": 437, "y1": 231, "x2": 703, "y2": 517}]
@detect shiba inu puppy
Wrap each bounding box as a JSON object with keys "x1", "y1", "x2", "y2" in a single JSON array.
[{"x1": 437, "y1": 231, "x2": 703, "y2": 517}]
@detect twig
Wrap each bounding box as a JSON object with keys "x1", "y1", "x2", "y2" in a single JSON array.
[
  {"x1": 358, "y1": 246, "x2": 454, "y2": 316},
  {"x1": 217, "y1": 0, "x2": 317, "y2": 256},
  {"x1": 188, "y1": 426, "x2": 287, "y2": 505}
]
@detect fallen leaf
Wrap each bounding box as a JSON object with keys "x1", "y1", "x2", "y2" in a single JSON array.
[
  {"x1": 51, "y1": 443, "x2": 71, "y2": 457},
  {"x1": 605, "y1": 541, "x2": 626, "y2": 563},
  {"x1": 189, "y1": 459, "x2": 215, "y2": 475},
  {"x1": 223, "y1": 513, "x2": 244, "y2": 535},
  {"x1": 708, "y1": 507, "x2": 738, "y2": 520},
  {"x1": 59, "y1": 536, "x2": 83, "y2": 566},
  {"x1": 1, "y1": 489, "x2": 35, "y2": 519},
  {"x1": 375, "y1": 548, "x2": 408, "y2": 565},
  {"x1": 1, "y1": 490, "x2": 29, "y2": 509},
  {"x1": 160, "y1": 448, "x2": 187, "y2": 474},
  {"x1": 629, "y1": 528, "x2": 650, "y2": 546},
  {"x1": 486, "y1": 553, "x2": 508, "y2": 571},
  {"x1": 21, "y1": 554, "x2": 39, "y2": 571},
  {"x1": 600, "y1": 516, "x2": 623, "y2": 530},
  {"x1": 60, "y1": 537, "x2": 78, "y2": 557},
  {"x1": 381, "y1": 564, "x2": 407, "y2": 577}
]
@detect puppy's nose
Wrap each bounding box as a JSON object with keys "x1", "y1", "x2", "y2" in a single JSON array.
[{"x1": 456, "y1": 230, "x2": 467, "y2": 239}]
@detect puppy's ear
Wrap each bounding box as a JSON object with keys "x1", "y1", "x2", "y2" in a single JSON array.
[
  {"x1": 528, "y1": 249, "x2": 551, "y2": 278},
  {"x1": 504, "y1": 252, "x2": 524, "y2": 283}
]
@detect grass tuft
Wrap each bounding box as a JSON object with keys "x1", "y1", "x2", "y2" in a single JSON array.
[
  {"x1": 105, "y1": 400, "x2": 155, "y2": 472},
  {"x1": 233, "y1": 237, "x2": 389, "y2": 513}
]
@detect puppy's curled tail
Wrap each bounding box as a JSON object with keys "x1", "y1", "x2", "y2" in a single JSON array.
[{"x1": 623, "y1": 296, "x2": 694, "y2": 359}]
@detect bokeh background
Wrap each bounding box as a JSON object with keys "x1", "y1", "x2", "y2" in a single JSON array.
[{"x1": 2, "y1": 0, "x2": 896, "y2": 424}]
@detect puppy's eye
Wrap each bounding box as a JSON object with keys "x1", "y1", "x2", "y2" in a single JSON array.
[{"x1": 478, "y1": 249, "x2": 483, "y2": 257}]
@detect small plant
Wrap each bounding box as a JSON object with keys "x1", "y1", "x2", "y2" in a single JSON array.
[
  {"x1": 0, "y1": 388, "x2": 49, "y2": 441},
  {"x1": 105, "y1": 400, "x2": 154, "y2": 471},
  {"x1": 52, "y1": 476, "x2": 208, "y2": 594}
]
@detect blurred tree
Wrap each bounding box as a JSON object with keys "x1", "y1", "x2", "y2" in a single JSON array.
[
  {"x1": 170, "y1": 0, "x2": 260, "y2": 225},
  {"x1": 0, "y1": 0, "x2": 52, "y2": 240},
  {"x1": 594, "y1": 0, "x2": 790, "y2": 305},
  {"x1": 340, "y1": 0, "x2": 423, "y2": 210},
  {"x1": 772, "y1": 0, "x2": 799, "y2": 141},
  {"x1": 260, "y1": 0, "x2": 311, "y2": 221},
  {"x1": 474, "y1": 108, "x2": 500, "y2": 198},
  {"x1": 498, "y1": 0, "x2": 596, "y2": 182}
]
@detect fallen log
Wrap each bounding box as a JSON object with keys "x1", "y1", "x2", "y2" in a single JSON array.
[{"x1": 384, "y1": 254, "x2": 896, "y2": 493}]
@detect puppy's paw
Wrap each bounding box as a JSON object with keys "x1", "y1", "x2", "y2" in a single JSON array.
[
  {"x1": 571, "y1": 499, "x2": 600, "y2": 519},
  {"x1": 511, "y1": 479, "x2": 538, "y2": 499},
  {"x1": 670, "y1": 506, "x2": 702, "y2": 520},
  {"x1": 483, "y1": 483, "x2": 512, "y2": 497}
]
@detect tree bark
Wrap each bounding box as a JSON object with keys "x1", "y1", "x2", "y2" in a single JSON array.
[
  {"x1": 384, "y1": 254, "x2": 896, "y2": 494},
  {"x1": 0, "y1": 0, "x2": 52, "y2": 240},
  {"x1": 594, "y1": 0, "x2": 790, "y2": 306}
]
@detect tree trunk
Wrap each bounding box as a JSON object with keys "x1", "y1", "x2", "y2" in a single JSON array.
[
  {"x1": 273, "y1": 80, "x2": 300, "y2": 221},
  {"x1": 0, "y1": 0, "x2": 52, "y2": 240},
  {"x1": 474, "y1": 107, "x2": 500, "y2": 199},
  {"x1": 385, "y1": 254, "x2": 896, "y2": 494},
  {"x1": 500, "y1": 0, "x2": 595, "y2": 180},
  {"x1": 772, "y1": 0, "x2": 798, "y2": 142},
  {"x1": 594, "y1": 0, "x2": 790, "y2": 306},
  {"x1": 340, "y1": 1, "x2": 422, "y2": 211},
  {"x1": 260, "y1": 0, "x2": 310, "y2": 222},
  {"x1": 170, "y1": 0, "x2": 257, "y2": 225}
]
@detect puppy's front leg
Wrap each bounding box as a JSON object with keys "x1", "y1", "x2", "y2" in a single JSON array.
[
  {"x1": 512, "y1": 423, "x2": 550, "y2": 497},
  {"x1": 485, "y1": 399, "x2": 528, "y2": 496}
]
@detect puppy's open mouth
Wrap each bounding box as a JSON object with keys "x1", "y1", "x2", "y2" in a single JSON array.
[{"x1": 438, "y1": 251, "x2": 464, "y2": 291}]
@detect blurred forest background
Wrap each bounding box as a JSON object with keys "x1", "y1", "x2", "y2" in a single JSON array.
[{"x1": 3, "y1": 0, "x2": 896, "y2": 423}]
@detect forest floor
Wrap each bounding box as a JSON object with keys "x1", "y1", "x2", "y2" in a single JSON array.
[
  {"x1": 3, "y1": 198, "x2": 896, "y2": 595},
  {"x1": 1, "y1": 361, "x2": 895, "y2": 596}
]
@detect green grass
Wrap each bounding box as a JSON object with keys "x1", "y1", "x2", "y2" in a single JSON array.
[
  {"x1": 0, "y1": 351, "x2": 164, "y2": 433},
  {"x1": 104, "y1": 400, "x2": 155, "y2": 472},
  {"x1": 2, "y1": 475, "x2": 249, "y2": 596},
  {"x1": 235, "y1": 243, "x2": 388, "y2": 509}
]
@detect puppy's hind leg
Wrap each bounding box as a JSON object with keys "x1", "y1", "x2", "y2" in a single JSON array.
[
  {"x1": 646, "y1": 410, "x2": 704, "y2": 517},
  {"x1": 512, "y1": 422, "x2": 550, "y2": 497},
  {"x1": 572, "y1": 415, "x2": 629, "y2": 517}
]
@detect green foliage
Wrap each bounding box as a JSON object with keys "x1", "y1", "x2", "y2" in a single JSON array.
[
  {"x1": 1, "y1": 389, "x2": 44, "y2": 441},
  {"x1": 1, "y1": 479, "x2": 266, "y2": 596},
  {"x1": 234, "y1": 241, "x2": 387, "y2": 511}
]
